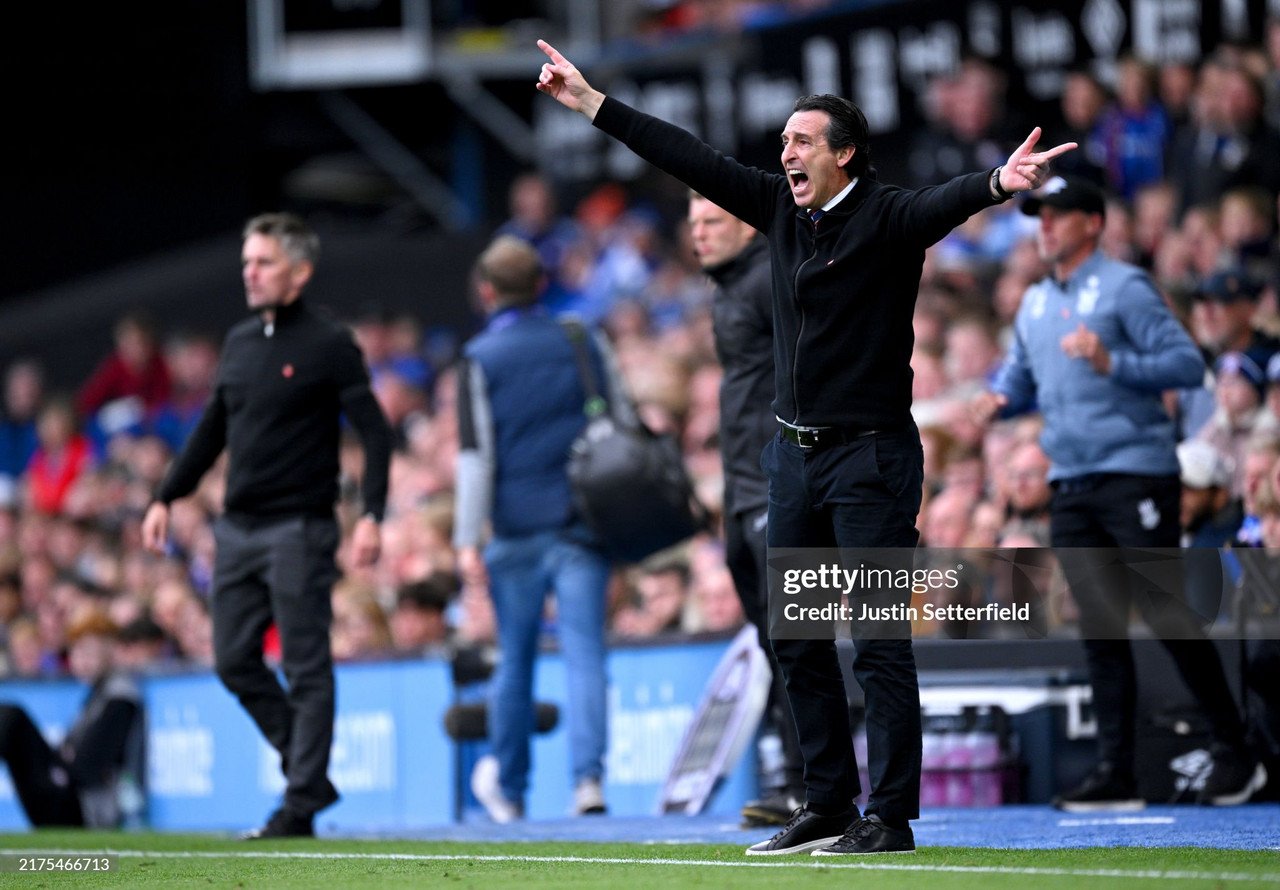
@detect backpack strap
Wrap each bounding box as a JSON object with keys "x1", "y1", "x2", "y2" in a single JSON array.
[{"x1": 559, "y1": 319, "x2": 608, "y2": 419}]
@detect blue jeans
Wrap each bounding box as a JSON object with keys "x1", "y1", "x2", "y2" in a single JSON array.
[{"x1": 484, "y1": 529, "x2": 611, "y2": 802}]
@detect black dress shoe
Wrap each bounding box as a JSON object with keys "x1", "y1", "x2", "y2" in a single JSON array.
[
  {"x1": 744, "y1": 804, "x2": 859, "y2": 856},
  {"x1": 812, "y1": 814, "x2": 915, "y2": 856},
  {"x1": 741, "y1": 790, "x2": 804, "y2": 827},
  {"x1": 1051, "y1": 761, "x2": 1144, "y2": 813},
  {"x1": 240, "y1": 808, "x2": 315, "y2": 840}
]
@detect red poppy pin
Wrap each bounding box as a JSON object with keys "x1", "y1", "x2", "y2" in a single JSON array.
[{"x1": 282, "y1": 364, "x2": 295, "y2": 378}]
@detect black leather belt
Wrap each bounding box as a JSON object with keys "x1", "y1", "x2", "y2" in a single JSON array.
[{"x1": 778, "y1": 420, "x2": 879, "y2": 450}]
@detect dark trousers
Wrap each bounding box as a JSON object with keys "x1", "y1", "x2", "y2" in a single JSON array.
[
  {"x1": 0, "y1": 704, "x2": 83, "y2": 826},
  {"x1": 761, "y1": 429, "x2": 923, "y2": 826},
  {"x1": 1050, "y1": 473, "x2": 1246, "y2": 771},
  {"x1": 724, "y1": 497, "x2": 803, "y2": 795},
  {"x1": 211, "y1": 514, "x2": 340, "y2": 817}
]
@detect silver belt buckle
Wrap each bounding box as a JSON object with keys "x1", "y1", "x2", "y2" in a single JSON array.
[{"x1": 796, "y1": 426, "x2": 820, "y2": 449}]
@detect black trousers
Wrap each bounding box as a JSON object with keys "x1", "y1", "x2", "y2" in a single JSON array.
[
  {"x1": 761, "y1": 428, "x2": 923, "y2": 826},
  {"x1": 723, "y1": 496, "x2": 804, "y2": 795},
  {"x1": 0, "y1": 704, "x2": 83, "y2": 826},
  {"x1": 1050, "y1": 473, "x2": 1246, "y2": 770},
  {"x1": 212, "y1": 514, "x2": 341, "y2": 817}
]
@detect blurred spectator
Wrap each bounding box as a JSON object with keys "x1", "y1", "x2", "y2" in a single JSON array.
[
  {"x1": 331, "y1": 580, "x2": 393, "y2": 662},
  {"x1": 1190, "y1": 266, "x2": 1278, "y2": 363},
  {"x1": 1159, "y1": 61, "x2": 1199, "y2": 138},
  {"x1": 682, "y1": 564, "x2": 743, "y2": 634},
  {"x1": 1196, "y1": 351, "x2": 1265, "y2": 498},
  {"x1": 1048, "y1": 68, "x2": 1108, "y2": 186},
  {"x1": 0, "y1": 360, "x2": 44, "y2": 484},
  {"x1": 1177, "y1": 437, "x2": 1238, "y2": 622},
  {"x1": 496, "y1": 172, "x2": 585, "y2": 315},
  {"x1": 1096, "y1": 55, "x2": 1170, "y2": 201},
  {"x1": 1218, "y1": 187, "x2": 1277, "y2": 283},
  {"x1": 1267, "y1": 15, "x2": 1280, "y2": 131},
  {"x1": 76, "y1": 312, "x2": 171, "y2": 440},
  {"x1": 944, "y1": 314, "x2": 1003, "y2": 395},
  {"x1": 1258, "y1": 354, "x2": 1280, "y2": 435},
  {"x1": 1132, "y1": 182, "x2": 1178, "y2": 269},
  {"x1": 391, "y1": 572, "x2": 456, "y2": 652},
  {"x1": 613, "y1": 559, "x2": 688, "y2": 637},
  {"x1": 385, "y1": 313, "x2": 436, "y2": 399},
  {"x1": 4, "y1": 615, "x2": 45, "y2": 677},
  {"x1": 921, "y1": 486, "x2": 974, "y2": 549},
  {"x1": 1234, "y1": 434, "x2": 1280, "y2": 547},
  {"x1": 150, "y1": 332, "x2": 219, "y2": 452},
  {"x1": 1005, "y1": 441, "x2": 1052, "y2": 533},
  {"x1": 1170, "y1": 58, "x2": 1280, "y2": 216},
  {"x1": 24, "y1": 399, "x2": 94, "y2": 517},
  {"x1": 114, "y1": 616, "x2": 170, "y2": 671},
  {"x1": 908, "y1": 58, "x2": 1018, "y2": 187},
  {"x1": 0, "y1": 611, "x2": 144, "y2": 827}
]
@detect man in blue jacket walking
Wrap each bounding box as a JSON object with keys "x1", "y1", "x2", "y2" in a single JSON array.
[{"x1": 975, "y1": 176, "x2": 1266, "y2": 810}]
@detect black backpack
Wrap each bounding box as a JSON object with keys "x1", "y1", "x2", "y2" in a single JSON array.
[{"x1": 561, "y1": 321, "x2": 708, "y2": 563}]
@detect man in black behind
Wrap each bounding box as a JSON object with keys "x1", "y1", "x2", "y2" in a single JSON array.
[
  {"x1": 536, "y1": 39, "x2": 1074, "y2": 855},
  {"x1": 142, "y1": 213, "x2": 393, "y2": 838},
  {"x1": 688, "y1": 192, "x2": 804, "y2": 825}
]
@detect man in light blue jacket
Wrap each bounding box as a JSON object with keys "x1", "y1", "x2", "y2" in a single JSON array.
[{"x1": 975, "y1": 176, "x2": 1265, "y2": 811}]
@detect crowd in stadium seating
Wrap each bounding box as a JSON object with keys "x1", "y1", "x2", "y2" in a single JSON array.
[{"x1": 1, "y1": 28, "x2": 1278, "y2": 677}]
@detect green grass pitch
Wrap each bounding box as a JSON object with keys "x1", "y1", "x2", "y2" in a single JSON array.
[{"x1": 0, "y1": 831, "x2": 1277, "y2": 888}]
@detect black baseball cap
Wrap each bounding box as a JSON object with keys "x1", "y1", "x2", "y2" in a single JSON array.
[
  {"x1": 1195, "y1": 267, "x2": 1263, "y2": 304},
  {"x1": 1019, "y1": 175, "x2": 1107, "y2": 218}
]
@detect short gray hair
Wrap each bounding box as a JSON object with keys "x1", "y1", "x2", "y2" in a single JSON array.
[{"x1": 242, "y1": 213, "x2": 320, "y2": 266}]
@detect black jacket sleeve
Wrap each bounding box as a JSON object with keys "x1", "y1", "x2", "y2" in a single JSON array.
[
  {"x1": 593, "y1": 96, "x2": 782, "y2": 234},
  {"x1": 154, "y1": 390, "x2": 227, "y2": 504},
  {"x1": 333, "y1": 333, "x2": 393, "y2": 522}
]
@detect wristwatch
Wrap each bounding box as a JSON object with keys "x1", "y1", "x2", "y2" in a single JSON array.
[{"x1": 989, "y1": 166, "x2": 1012, "y2": 201}]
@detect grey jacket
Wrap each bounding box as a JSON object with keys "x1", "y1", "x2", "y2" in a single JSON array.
[{"x1": 992, "y1": 250, "x2": 1204, "y2": 481}]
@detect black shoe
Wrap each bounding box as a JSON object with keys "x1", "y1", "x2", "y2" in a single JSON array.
[
  {"x1": 741, "y1": 790, "x2": 804, "y2": 827},
  {"x1": 1196, "y1": 747, "x2": 1268, "y2": 806},
  {"x1": 1052, "y1": 762, "x2": 1144, "y2": 813},
  {"x1": 744, "y1": 804, "x2": 859, "y2": 856},
  {"x1": 240, "y1": 808, "x2": 315, "y2": 840},
  {"x1": 812, "y1": 815, "x2": 915, "y2": 856}
]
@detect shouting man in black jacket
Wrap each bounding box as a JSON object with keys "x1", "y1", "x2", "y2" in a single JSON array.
[
  {"x1": 537, "y1": 40, "x2": 1074, "y2": 855},
  {"x1": 142, "y1": 212, "x2": 393, "y2": 839}
]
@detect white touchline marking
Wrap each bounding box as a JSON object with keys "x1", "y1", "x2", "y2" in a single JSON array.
[
  {"x1": 0, "y1": 849, "x2": 1276, "y2": 883},
  {"x1": 1057, "y1": 817, "x2": 1177, "y2": 827}
]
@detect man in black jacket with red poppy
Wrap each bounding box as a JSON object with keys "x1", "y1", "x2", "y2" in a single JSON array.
[{"x1": 536, "y1": 39, "x2": 1075, "y2": 855}]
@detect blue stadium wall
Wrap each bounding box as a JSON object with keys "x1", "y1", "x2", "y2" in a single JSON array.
[{"x1": 0, "y1": 639, "x2": 754, "y2": 832}]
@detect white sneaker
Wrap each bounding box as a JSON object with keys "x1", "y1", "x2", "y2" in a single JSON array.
[
  {"x1": 573, "y1": 777, "x2": 607, "y2": 815},
  {"x1": 471, "y1": 755, "x2": 523, "y2": 823}
]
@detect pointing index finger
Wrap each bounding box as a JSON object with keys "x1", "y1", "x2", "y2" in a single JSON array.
[
  {"x1": 538, "y1": 38, "x2": 567, "y2": 66},
  {"x1": 1014, "y1": 126, "x2": 1042, "y2": 158},
  {"x1": 1034, "y1": 141, "x2": 1079, "y2": 163}
]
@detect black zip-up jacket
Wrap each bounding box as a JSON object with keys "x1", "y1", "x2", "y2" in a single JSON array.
[
  {"x1": 595, "y1": 96, "x2": 1003, "y2": 430},
  {"x1": 156, "y1": 299, "x2": 392, "y2": 521},
  {"x1": 708, "y1": 235, "x2": 773, "y2": 514}
]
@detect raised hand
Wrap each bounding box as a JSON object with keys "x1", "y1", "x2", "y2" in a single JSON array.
[
  {"x1": 535, "y1": 39, "x2": 605, "y2": 120},
  {"x1": 1060, "y1": 322, "x2": 1111, "y2": 374},
  {"x1": 1000, "y1": 128, "x2": 1077, "y2": 194}
]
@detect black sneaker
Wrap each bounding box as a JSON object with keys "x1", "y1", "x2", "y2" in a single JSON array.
[
  {"x1": 744, "y1": 804, "x2": 859, "y2": 856},
  {"x1": 812, "y1": 815, "x2": 915, "y2": 856},
  {"x1": 741, "y1": 790, "x2": 804, "y2": 827},
  {"x1": 1052, "y1": 762, "x2": 1144, "y2": 813},
  {"x1": 240, "y1": 808, "x2": 315, "y2": 840},
  {"x1": 1196, "y1": 748, "x2": 1268, "y2": 806}
]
